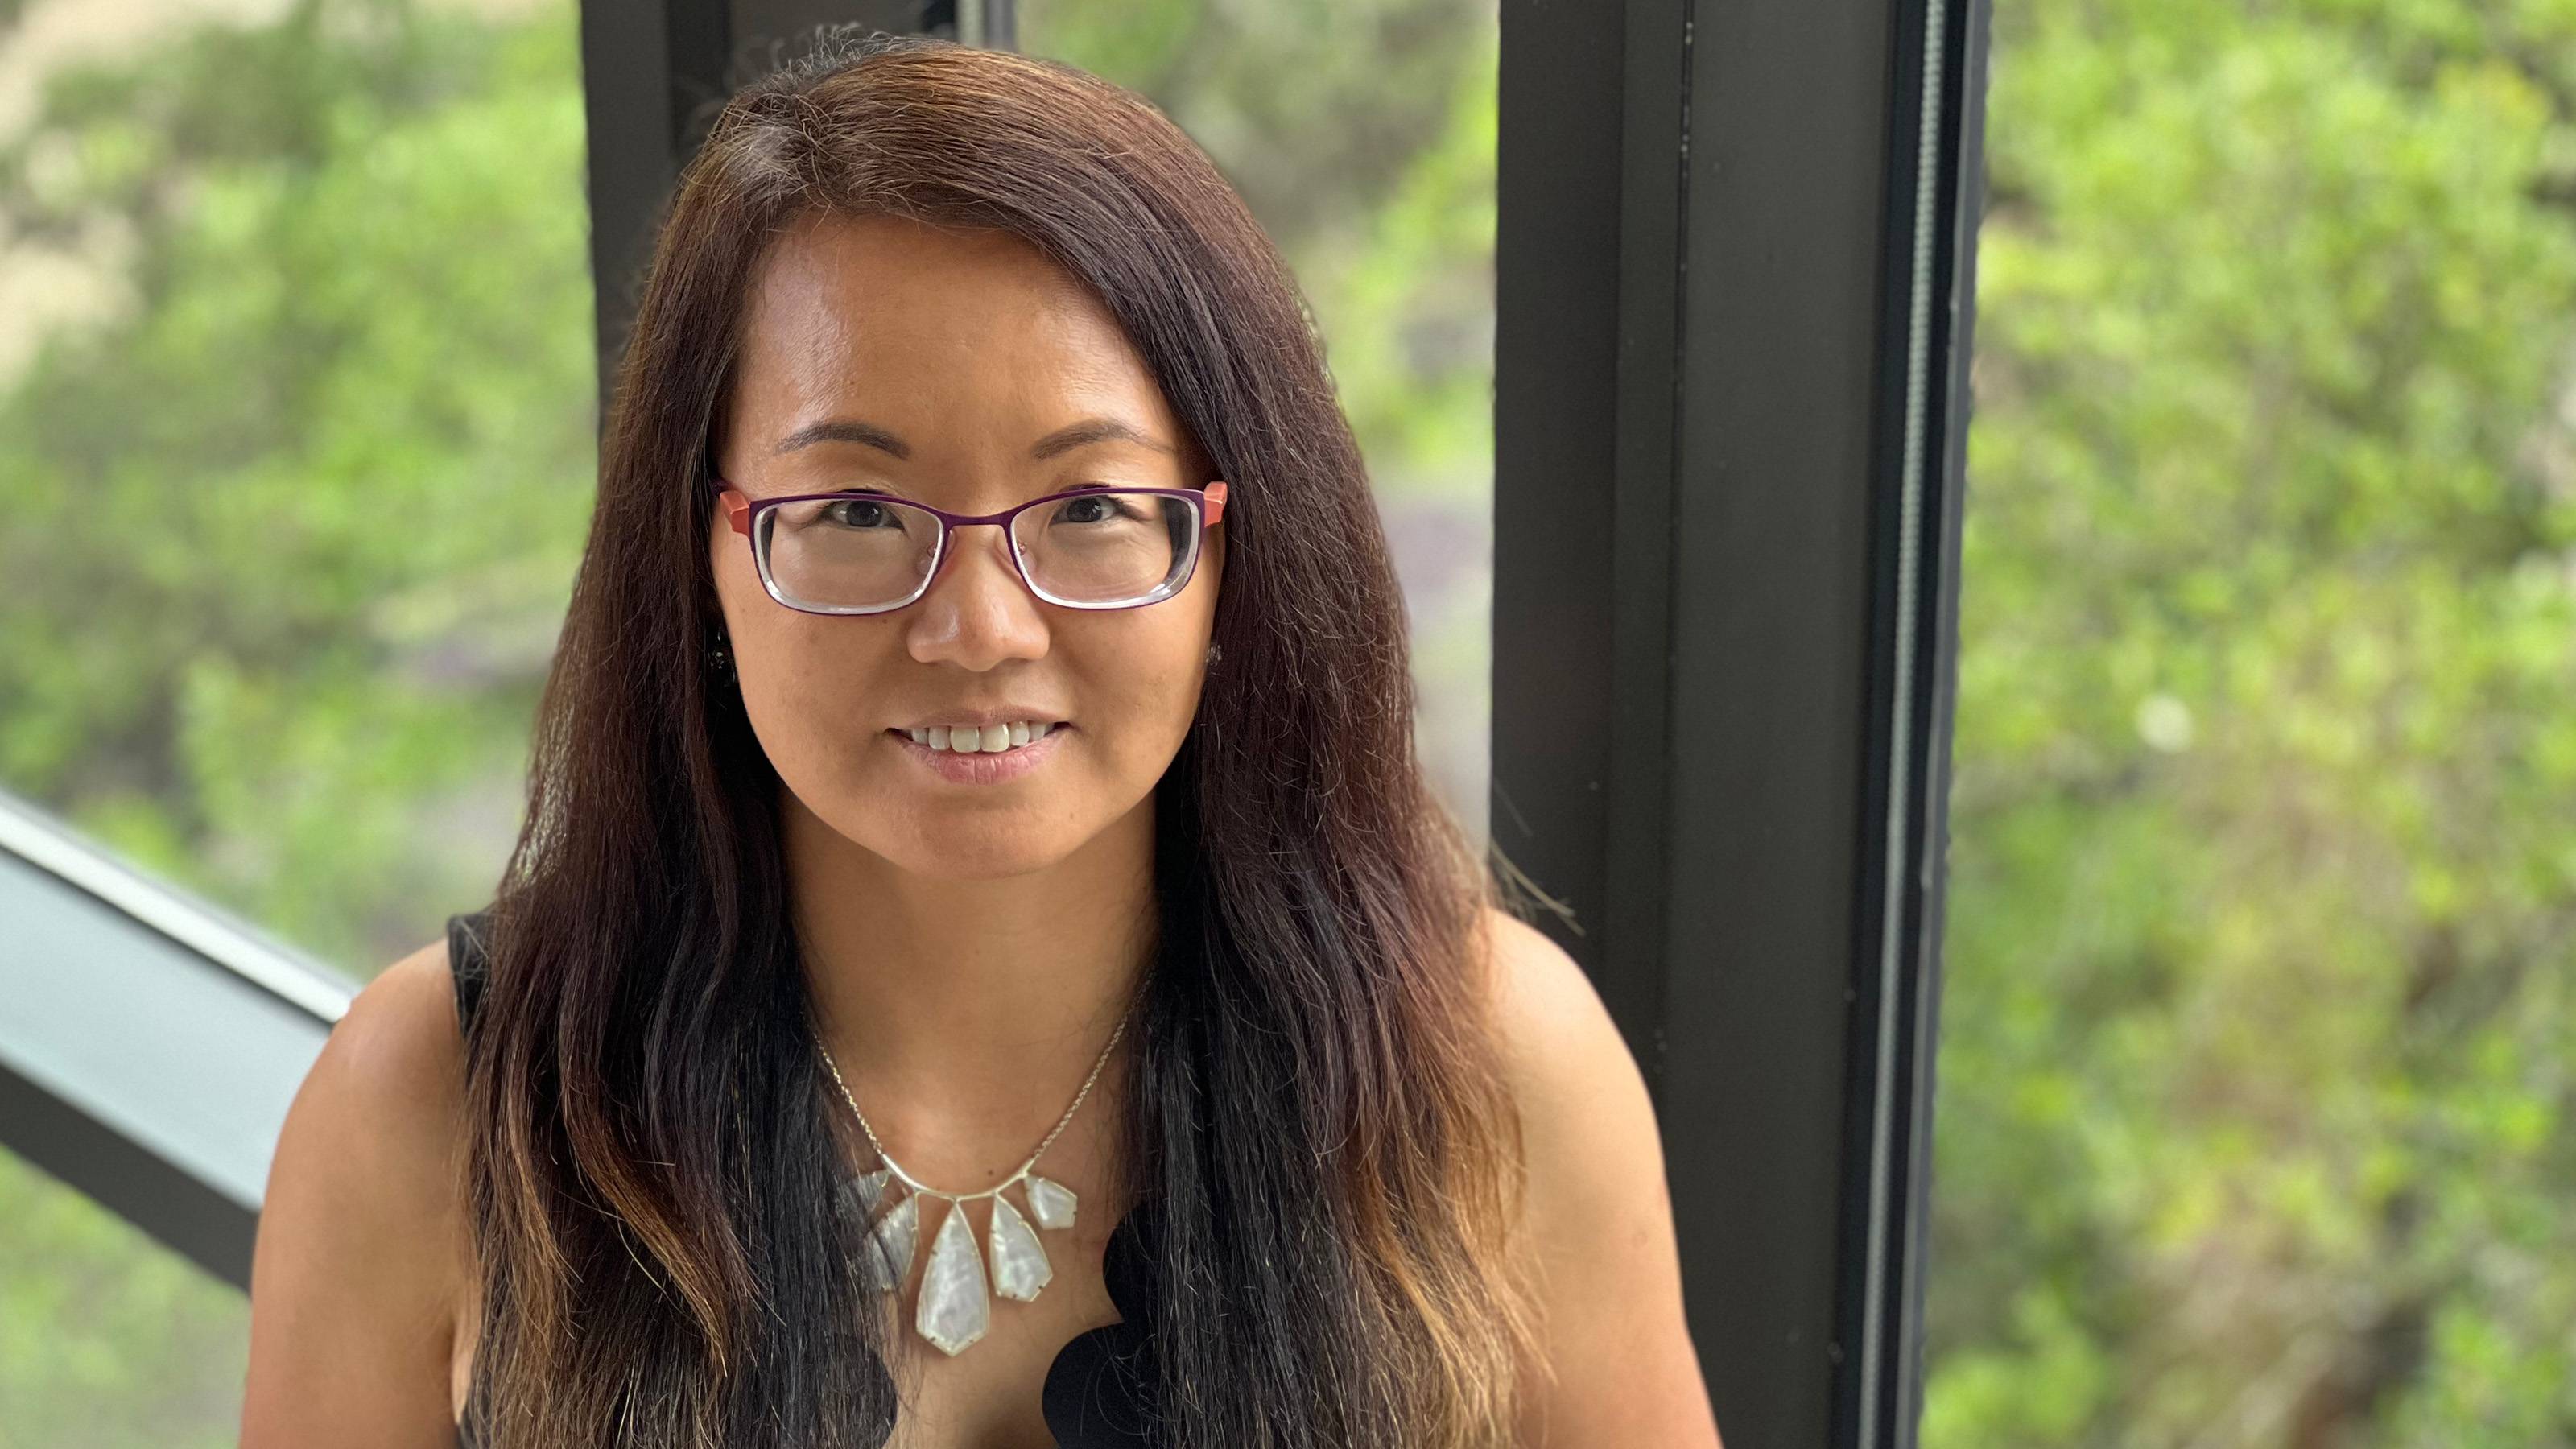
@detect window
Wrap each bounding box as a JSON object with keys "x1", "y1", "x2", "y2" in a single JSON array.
[
  {"x1": 0, "y1": 0, "x2": 593, "y2": 975},
  {"x1": 0, "y1": 0, "x2": 591, "y2": 1435},
  {"x1": 0, "y1": 1144, "x2": 247, "y2": 1447},
  {"x1": 1926, "y1": 3, "x2": 2576, "y2": 1443}
]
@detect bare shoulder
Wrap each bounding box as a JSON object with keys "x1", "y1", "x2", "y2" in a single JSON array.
[
  {"x1": 312, "y1": 939, "x2": 471, "y2": 1136},
  {"x1": 1480, "y1": 908, "x2": 1637, "y2": 1105},
  {"x1": 287, "y1": 938, "x2": 471, "y2": 1203},
  {"x1": 242, "y1": 936, "x2": 473, "y2": 1447},
  {"x1": 1478, "y1": 906, "x2": 1724, "y2": 1449},
  {"x1": 1478, "y1": 907, "x2": 1665, "y2": 1249}
]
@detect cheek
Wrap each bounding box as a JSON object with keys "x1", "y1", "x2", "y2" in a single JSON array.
[
  {"x1": 752, "y1": 637, "x2": 861, "y2": 724},
  {"x1": 716, "y1": 603, "x2": 887, "y2": 783},
  {"x1": 997, "y1": 625, "x2": 1205, "y2": 815}
]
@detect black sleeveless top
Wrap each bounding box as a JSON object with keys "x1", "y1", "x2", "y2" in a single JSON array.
[{"x1": 445, "y1": 910, "x2": 1162, "y2": 1447}]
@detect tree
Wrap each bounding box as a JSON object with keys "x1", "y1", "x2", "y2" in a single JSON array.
[
  {"x1": 0, "y1": 2, "x2": 592, "y2": 1440},
  {"x1": 0, "y1": 0, "x2": 596, "y2": 969},
  {"x1": 1927, "y1": 2, "x2": 2576, "y2": 1443}
]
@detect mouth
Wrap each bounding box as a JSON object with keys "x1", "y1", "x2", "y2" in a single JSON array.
[
  {"x1": 884, "y1": 722, "x2": 1071, "y2": 785},
  {"x1": 891, "y1": 719, "x2": 1067, "y2": 751}
]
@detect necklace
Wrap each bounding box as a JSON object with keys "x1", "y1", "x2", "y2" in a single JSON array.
[{"x1": 807, "y1": 1007, "x2": 1131, "y2": 1356}]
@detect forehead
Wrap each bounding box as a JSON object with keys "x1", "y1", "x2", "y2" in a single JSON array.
[{"x1": 729, "y1": 212, "x2": 1174, "y2": 440}]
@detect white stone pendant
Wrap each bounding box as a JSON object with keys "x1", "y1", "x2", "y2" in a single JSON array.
[
  {"x1": 859, "y1": 1188, "x2": 917, "y2": 1293},
  {"x1": 838, "y1": 1167, "x2": 894, "y2": 1224},
  {"x1": 989, "y1": 1194, "x2": 1054, "y2": 1302},
  {"x1": 842, "y1": 1167, "x2": 1079, "y2": 1354},
  {"x1": 1024, "y1": 1173, "x2": 1078, "y2": 1230},
  {"x1": 915, "y1": 1198, "x2": 992, "y2": 1356}
]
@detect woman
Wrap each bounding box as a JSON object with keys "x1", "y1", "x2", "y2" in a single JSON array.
[{"x1": 242, "y1": 29, "x2": 1718, "y2": 1449}]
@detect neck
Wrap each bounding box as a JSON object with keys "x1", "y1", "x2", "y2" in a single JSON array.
[{"x1": 782, "y1": 786, "x2": 1154, "y2": 1195}]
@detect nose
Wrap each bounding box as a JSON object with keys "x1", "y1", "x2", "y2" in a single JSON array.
[{"x1": 904, "y1": 522, "x2": 1051, "y2": 671}]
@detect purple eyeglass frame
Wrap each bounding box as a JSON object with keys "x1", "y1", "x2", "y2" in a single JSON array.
[{"x1": 709, "y1": 477, "x2": 1229, "y2": 617}]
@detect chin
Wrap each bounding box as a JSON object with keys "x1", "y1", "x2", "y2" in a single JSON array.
[
  {"x1": 889, "y1": 829, "x2": 1076, "y2": 881},
  {"x1": 855, "y1": 804, "x2": 1076, "y2": 876}
]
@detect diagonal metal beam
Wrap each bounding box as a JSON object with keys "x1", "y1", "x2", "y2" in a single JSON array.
[{"x1": 0, "y1": 794, "x2": 353, "y2": 1290}]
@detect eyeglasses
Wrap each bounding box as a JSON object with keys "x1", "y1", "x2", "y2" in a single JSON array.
[{"x1": 711, "y1": 478, "x2": 1229, "y2": 617}]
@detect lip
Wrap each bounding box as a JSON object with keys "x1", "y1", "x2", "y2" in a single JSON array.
[
  {"x1": 891, "y1": 708, "x2": 1067, "y2": 731},
  {"x1": 886, "y1": 724, "x2": 1071, "y2": 785}
]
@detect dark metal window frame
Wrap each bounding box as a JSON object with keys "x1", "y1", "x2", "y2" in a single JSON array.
[
  {"x1": 2, "y1": 2, "x2": 1988, "y2": 1444},
  {"x1": 1494, "y1": 2, "x2": 1989, "y2": 1446}
]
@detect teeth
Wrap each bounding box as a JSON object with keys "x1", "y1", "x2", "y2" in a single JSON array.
[{"x1": 907, "y1": 721, "x2": 1056, "y2": 753}]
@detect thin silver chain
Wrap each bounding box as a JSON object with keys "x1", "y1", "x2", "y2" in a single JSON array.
[{"x1": 807, "y1": 1006, "x2": 1131, "y2": 1203}]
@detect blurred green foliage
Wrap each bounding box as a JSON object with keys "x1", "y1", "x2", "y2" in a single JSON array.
[
  {"x1": 0, "y1": 1, "x2": 597, "y2": 1442},
  {"x1": 0, "y1": 0, "x2": 597, "y2": 972},
  {"x1": 1928, "y1": 0, "x2": 2576, "y2": 1444},
  {"x1": 0, "y1": 1147, "x2": 243, "y2": 1449}
]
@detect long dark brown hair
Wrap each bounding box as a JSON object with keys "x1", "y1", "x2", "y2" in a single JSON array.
[{"x1": 460, "y1": 28, "x2": 1538, "y2": 1447}]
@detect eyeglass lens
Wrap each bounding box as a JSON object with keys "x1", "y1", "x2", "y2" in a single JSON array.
[{"x1": 755, "y1": 490, "x2": 1199, "y2": 612}]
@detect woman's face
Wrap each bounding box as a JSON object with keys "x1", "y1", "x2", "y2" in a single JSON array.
[{"x1": 709, "y1": 212, "x2": 1224, "y2": 878}]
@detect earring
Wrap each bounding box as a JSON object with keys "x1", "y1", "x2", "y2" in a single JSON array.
[
  {"x1": 1206, "y1": 642, "x2": 1223, "y2": 666},
  {"x1": 707, "y1": 632, "x2": 734, "y2": 683}
]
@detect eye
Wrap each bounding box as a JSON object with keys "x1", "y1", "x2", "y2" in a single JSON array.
[
  {"x1": 820, "y1": 493, "x2": 900, "y2": 529},
  {"x1": 1049, "y1": 488, "x2": 1146, "y2": 526}
]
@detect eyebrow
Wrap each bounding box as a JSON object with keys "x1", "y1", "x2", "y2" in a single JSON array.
[{"x1": 770, "y1": 416, "x2": 1178, "y2": 461}]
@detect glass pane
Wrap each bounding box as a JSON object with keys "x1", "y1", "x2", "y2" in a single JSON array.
[
  {"x1": 0, "y1": 0, "x2": 593, "y2": 976},
  {"x1": 0, "y1": 1146, "x2": 246, "y2": 1448},
  {"x1": 1927, "y1": 2, "x2": 2576, "y2": 1444},
  {"x1": 1017, "y1": 0, "x2": 1500, "y2": 844}
]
